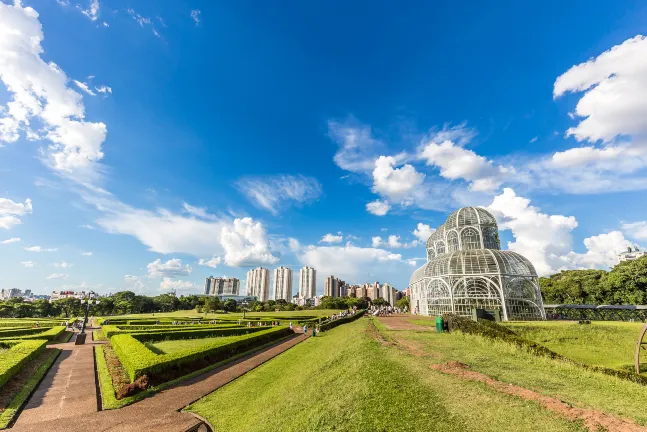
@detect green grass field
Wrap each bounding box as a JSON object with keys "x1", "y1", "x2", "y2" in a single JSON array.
[
  {"x1": 505, "y1": 320, "x2": 644, "y2": 372},
  {"x1": 186, "y1": 319, "x2": 587, "y2": 432}
]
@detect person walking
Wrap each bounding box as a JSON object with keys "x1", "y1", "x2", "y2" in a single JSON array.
[
  {"x1": 289, "y1": 321, "x2": 293, "y2": 330},
  {"x1": 303, "y1": 324, "x2": 308, "y2": 334}
]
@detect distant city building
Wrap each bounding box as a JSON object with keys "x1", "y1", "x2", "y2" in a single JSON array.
[
  {"x1": 273, "y1": 266, "x2": 293, "y2": 301},
  {"x1": 383, "y1": 283, "x2": 395, "y2": 306},
  {"x1": 0, "y1": 288, "x2": 22, "y2": 300},
  {"x1": 618, "y1": 246, "x2": 647, "y2": 263},
  {"x1": 204, "y1": 277, "x2": 240, "y2": 296},
  {"x1": 246, "y1": 267, "x2": 270, "y2": 302},
  {"x1": 337, "y1": 279, "x2": 347, "y2": 297},
  {"x1": 324, "y1": 276, "x2": 337, "y2": 297},
  {"x1": 299, "y1": 266, "x2": 316, "y2": 299},
  {"x1": 346, "y1": 285, "x2": 359, "y2": 298},
  {"x1": 366, "y1": 282, "x2": 380, "y2": 300},
  {"x1": 356, "y1": 285, "x2": 367, "y2": 299},
  {"x1": 50, "y1": 290, "x2": 86, "y2": 301}
]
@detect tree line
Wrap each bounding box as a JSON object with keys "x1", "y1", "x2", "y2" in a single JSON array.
[{"x1": 540, "y1": 256, "x2": 647, "y2": 304}]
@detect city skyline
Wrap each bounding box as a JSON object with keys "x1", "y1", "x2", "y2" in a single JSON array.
[{"x1": 1, "y1": 0, "x2": 647, "y2": 296}]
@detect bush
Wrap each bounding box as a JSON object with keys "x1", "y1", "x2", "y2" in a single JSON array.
[
  {"x1": 131, "y1": 326, "x2": 265, "y2": 343},
  {"x1": 111, "y1": 326, "x2": 291, "y2": 383},
  {"x1": 102, "y1": 324, "x2": 241, "y2": 338},
  {"x1": 0, "y1": 339, "x2": 47, "y2": 388},
  {"x1": 0, "y1": 326, "x2": 65, "y2": 341},
  {"x1": 320, "y1": 310, "x2": 365, "y2": 332},
  {"x1": 0, "y1": 326, "x2": 57, "y2": 339}
]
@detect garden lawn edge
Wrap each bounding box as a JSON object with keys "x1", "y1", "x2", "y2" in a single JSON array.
[
  {"x1": 96, "y1": 333, "x2": 296, "y2": 410},
  {"x1": 0, "y1": 348, "x2": 61, "y2": 430}
]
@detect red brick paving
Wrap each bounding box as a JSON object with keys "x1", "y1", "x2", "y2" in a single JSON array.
[{"x1": 10, "y1": 331, "x2": 308, "y2": 431}]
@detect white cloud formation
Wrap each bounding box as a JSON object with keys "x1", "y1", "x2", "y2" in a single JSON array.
[
  {"x1": 1, "y1": 237, "x2": 20, "y2": 244},
  {"x1": 328, "y1": 118, "x2": 384, "y2": 173},
  {"x1": 21, "y1": 261, "x2": 35, "y2": 267},
  {"x1": 147, "y1": 258, "x2": 191, "y2": 278},
  {"x1": 77, "y1": 0, "x2": 99, "y2": 21},
  {"x1": 54, "y1": 261, "x2": 73, "y2": 269},
  {"x1": 236, "y1": 175, "x2": 322, "y2": 215},
  {"x1": 372, "y1": 235, "x2": 417, "y2": 249},
  {"x1": 320, "y1": 233, "x2": 343, "y2": 244},
  {"x1": 622, "y1": 221, "x2": 647, "y2": 241},
  {"x1": 190, "y1": 9, "x2": 200, "y2": 25},
  {"x1": 220, "y1": 217, "x2": 279, "y2": 266},
  {"x1": 95, "y1": 85, "x2": 111, "y2": 95},
  {"x1": 198, "y1": 256, "x2": 222, "y2": 268},
  {"x1": 81, "y1": 251, "x2": 93, "y2": 256},
  {"x1": 24, "y1": 246, "x2": 57, "y2": 252},
  {"x1": 126, "y1": 8, "x2": 160, "y2": 38},
  {"x1": 413, "y1": 223, "x2": 435, "y2": 242},
  {"x1": 366, "y1": 199, "x2": 390, "y2": 216},
  {"x1": 288, "y1": 238, "x2": 300, "y2": 252},
  {"x1": 0, "y1": 197, "x2": 32, "y2": 229},
  {"x1": 73, "y1": 80, "x2": 96, "y2": 96},
  {"x1": 124, "y1": 274, "x2": 145, "y2": 290},
  {"x1": 561, "y1": 231, "x2": 632, "y2": 270},
  {"x1": 46, "y1": 273, "x2": 67, "y2": 280},
  {"x1": 372, "y1": 156, "x2": 425, "y2": 202},
  {"x1": 182, "y1": 202, "x2": 216, "y2": 220},
  {"x1": 160, "y1": 277, "x2": 194, "y2": 291},
  {"x1": 0, "y1": 2, "x2": 107, "y2": 182}
]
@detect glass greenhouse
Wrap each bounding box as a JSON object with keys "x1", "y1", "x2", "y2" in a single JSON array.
[{"x1": 410, "y1": 207, "x2": 545, "y2": 321}]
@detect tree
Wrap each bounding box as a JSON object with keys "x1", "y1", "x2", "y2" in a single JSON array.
[
  {"x1": 223, "y1": 298, "x2": 238, "y2": 312},
  {"x1": 204, "y1": 296, "x2": 221, "y2": 313},
  {"x1": 396, "y1": 296, "x2": 410, "y2": 310},
  {"x1": 53, "y1": 297, "x2": 81, "y2": 318}
]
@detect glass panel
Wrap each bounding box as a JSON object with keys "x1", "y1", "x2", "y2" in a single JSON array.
[
  {"x1": 461, "y1": 228, "x2": 481, "y2": 250},
  {"x1": 446, "y1": 231, "x2": 459, "y2": 253}
]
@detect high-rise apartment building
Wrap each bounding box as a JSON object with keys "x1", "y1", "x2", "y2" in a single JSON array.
[
  {"x1": 204, "y1": 277, "x2": 240, "y2": 296},
  {"x1": 246, "y1": 267, "x2": 270, "y2": 302},
  {"x1": 356, "y1": 285, "x2": 367, "y2": 299},
  {"x1": 383, "y1": 282, "x2": 394, "y2": 306},
  {"x1": 324, "y1": 276, "x2": 342, "y2": 297},
  {"x1": 273, "y1": 266, "x2": 293, "y2": 301},
  {"x1": 366, "y1": 282, "x2": 380, "y2": 301},
  {"x1": 299, "y1": 266, "x2": 316, "y2": 298}
]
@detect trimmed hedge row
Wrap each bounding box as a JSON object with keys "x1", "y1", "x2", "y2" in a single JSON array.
[
  {"x1": 0, "y1": 326, "x2": 57, "y2": 339},
  {"x1": 0, "y1": 326, "x2": 66, "y2": 342},
  {"x1": 0, "y1": 321, "x2": 63, "y2": 328},
  {"x1": 102, "y1": 324, "x2": 240, "y2": 339},
  {"x1": 0, "y1": 339, "x2": 48, "y2": 388},
  {"x1": 443, "y1": 313, "x2": 647, "y2": 386},
  {"x1": 320, "y1": 310, "x2": 366, "y2": 332},
  {"x1": 130, "y1": 326, "x2": 266, "y2": 343},
  {"x1": 114, "y1": 323, "x2": 240, "y2": 331},
  {"x1": 112, "y1": 326, "x2": 292, "y2": 381}
]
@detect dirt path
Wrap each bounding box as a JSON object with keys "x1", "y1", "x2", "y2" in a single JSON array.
[
  {"x1": 10, "y1": 332, "x2": 309, "y2": 432},
  {"x1": 431, "y1": 361, "x2": 647, "y2": 432},
  {"x1": 376, "y1": 315, "x2": 432, "y2": 331}
]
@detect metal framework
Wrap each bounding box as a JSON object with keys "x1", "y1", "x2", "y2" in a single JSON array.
[{"x1": 411, "y1": 207, "x2": 545, "y2": 321}]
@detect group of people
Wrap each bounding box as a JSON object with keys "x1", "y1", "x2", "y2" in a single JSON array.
[{"x1": 370, "y1": 305, "x2": 405, "y2": 317}]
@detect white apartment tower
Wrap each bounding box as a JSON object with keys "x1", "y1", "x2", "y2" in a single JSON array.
[
  {"x1": 324, "y1": 275, "x2": 339, "y2": 298},
  {"x1": 273, "y1": 266, "x2": 293, "y2": 301},
  {"x1": 383, "y1": 282, "x2": 394, "y2": 306},
  {"x1": 246, "y1": 267, "x2": 271, "y2": 302},
  {"x1": 299, "y1": 266, "x2": 316, "y2": 298}
]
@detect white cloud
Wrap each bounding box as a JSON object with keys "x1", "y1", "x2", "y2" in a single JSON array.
[
  {"x1": 419, "y1": 126, "x2": 510, "y2": 192},
  {"x1": 0, "y1": 198, "x2": 32, "y2": 229},
  {"x1": 81, "y1": 251, "x2": 93, "y2": 256},
  {"x1": 236, "y1": 175, "x2": 322, "y2": 215},
  {"x1": 46, "y1": 273, "x2": 68, "y2": 280},
  {"x1": 328, "y1": 118, "x2": 384, "y2": 173},
  {"x1": 220, "y1": 217, "x2": 279, "y2": 266},
  {"x1": 366, "y1": 199, "x2": 390, "y2": 216},
  {"x1": 198, "y1": 256, "x2": 222, "y2": 268},
  {"x1": 1, "y1": 237, "x2": 20, "y2": 244},
  {"x1": 54, "y1": 261, "x2": 73, "y2": 269},
  {"x1": 320, "y1": 233, "x2": 343, "y2": 244},
  {"x1": 288, "y1": 238, "x2": 300, "y2": 252},
  {"x1": 372, "y1": 156, "x2": 425, "y2": 202},
  {"x1": 24, "y1": 246, "x2": 57, "y2": 252},
  {"x1": 126, "y1": 8, "x2": 160, "y2": 38},
  {"x1": 160, "y1": 277, "x2": 194, "y2": 291},
  {"x1": 125, "y1": 274, "x2": 145, "y2": 290},
  {"x1": 413, "y1": 223, "x2": 435, "y2": 242},
  {"x1": 73, "y1": 80, "x2": 96, "y2": 96},
  {"x1": 147, "y1": 258, "x2": 191, "y2": 278},
  {"x1": 622, "y1": 221, "x2": 647, "y2": 241},
  {"x1": 81, "y1": 224, "x2": 95, "y2": 230},
  {"x1": 406, "y1": 259, "x2": 417, "y2": 266},
  {"x1": 0, "y1": 2, "x2": 107, "y2": 182},
  {"x1": 190, "y1": 9, "x2": 200, "y2": 25},
  {"x1": 182, "y1": 202, "x2": 216, "y2": 220},
  {"x1": 372, "y1": 235, "x2": 417, "y2": 249},
  {"x1": 529, "y1": 136, "x2": 538, "y2": 143},
  {"x1": 77, "y1": 0, "x2": 99, "y2": 21},
  {"x1": 21, "y1": 261, "x2": 35, "y2": 267},
  {"x1": 95, "y1": 85, "x2": 112, "y2": 95},
  {"x1": 561, "y1": 231, "x2": 632, "y2": 269}
]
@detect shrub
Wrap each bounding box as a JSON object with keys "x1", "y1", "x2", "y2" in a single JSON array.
[
  {"x1": 0, "y1": 326, "x2": 65, "y2": 341},
  {"x1": 111, "y1": 326, "x2": 291, "y2": 383},
  {"x1": 320, "y1": 310, "x2": 365, "y2": 332},
  {"x1": 0, "y1": 326, "x2": 56, "y2": 339},
  {"x1": 130, "y1": 326, "x2": 265, "y2": 343},
  {"x1": 0, "y1": 339, "x2": 47, "y2": 388},
  {"x1": 102, "y1": 324, "x2": 242, "y2": 338}
]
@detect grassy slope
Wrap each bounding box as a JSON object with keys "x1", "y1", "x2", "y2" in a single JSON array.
[
  {"x1": 505, "y1": 321, "x2": 644, "y2": 371},
  {"x1": 386, "y1": 320, "x2": 647, "y2": 425},
  {"x1": 187, "y1": 319, "x2": 585, "y2": 432}
]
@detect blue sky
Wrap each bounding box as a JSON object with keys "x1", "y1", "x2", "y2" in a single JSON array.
[{"x1": 1, "y1": 0, "x2": 647, "y2": 296}]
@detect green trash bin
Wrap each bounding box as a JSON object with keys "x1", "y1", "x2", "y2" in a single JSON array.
[{"x1": 435, "y1": 315, "x2": 444, "y2": 333}]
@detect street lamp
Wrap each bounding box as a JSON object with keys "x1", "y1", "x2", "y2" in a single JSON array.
[{"x1": 75, "y1": 291, "x2": 100, "y2": 345}]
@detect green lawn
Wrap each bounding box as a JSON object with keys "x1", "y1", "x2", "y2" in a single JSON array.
[
  {"x1": 186, "y1": 319, "x2": 586, "y2": 432},
  {"x1": 148, "y1": 335, "x2": 244, "y2": 354},
  {"x1": 504, "y1": 320, "x2": 644, "y2": 372}
]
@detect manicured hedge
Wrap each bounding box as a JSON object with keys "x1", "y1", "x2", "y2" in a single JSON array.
[
  {"x1": 0, "y1": 339, "x2": 48, "y2": 388},
  {"x1": 102, "y1": 324, "x2": 240, "y2": 338},
  {"x1": 130, "y1": 326, "x2": 266, "y2": 343},
  {"x1": 0, "y1": 326, "x2": 66, "y2": 342},
  {"x1": 320, "y1": 310, "x2": 365, "y2": 332},
  {"x1": 112, "y1": 326, "x2": 292, "y2": 382},
  {"x1": 0, "y1": 326, "x2": 57, "y2": 339}
]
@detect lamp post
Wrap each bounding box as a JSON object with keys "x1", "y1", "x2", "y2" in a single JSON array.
[{"x1": 76, "y1": 291, "x2": 100, "y2": 345}]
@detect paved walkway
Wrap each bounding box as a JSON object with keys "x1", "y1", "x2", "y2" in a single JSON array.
[
  {"x1": 10, "y1": 331, "x2": 309, "y2": 432},
  {"x1": 14, "y1": 330, "x2": 101, "y2": 427}
]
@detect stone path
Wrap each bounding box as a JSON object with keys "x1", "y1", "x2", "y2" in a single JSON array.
[
  {"x1": 14, "y1": 330, "x2": 101, "y2": 427},
  {"x1": 10, "y1": 331, "x2": 309, "y2": 432}
]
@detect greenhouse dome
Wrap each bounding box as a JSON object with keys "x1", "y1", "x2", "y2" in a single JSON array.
[{"x1": 410, "y1": 207, "x2": 545, "y2": 321}]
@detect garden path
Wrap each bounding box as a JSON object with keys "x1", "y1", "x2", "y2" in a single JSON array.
[{"x1": 10, "y1": 330, "x2": 308, "y2": 432}]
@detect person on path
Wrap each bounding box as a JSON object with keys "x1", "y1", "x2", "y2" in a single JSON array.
[
  {"x1": 289, "y1": 321, "x2": 293, "y2": 330},
  {"x1": 312, "y1": 328, "x2": 315, "y2": 337},
  {"x1": 303, "y1": 324, "x2": 308, "y2": 334}
]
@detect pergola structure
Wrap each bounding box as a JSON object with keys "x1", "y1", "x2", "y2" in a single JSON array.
[{"x1": 409, "y1": 207, "x2": 545, "y2": 321}]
